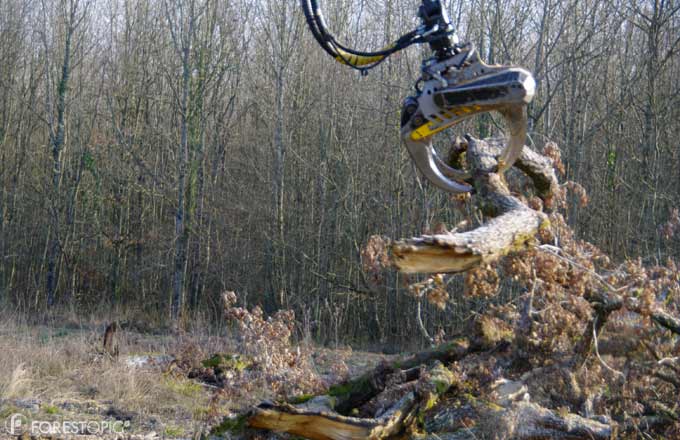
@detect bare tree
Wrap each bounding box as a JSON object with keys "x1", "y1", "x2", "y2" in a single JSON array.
[{"x1": 40, "y1": 0, "x2": 91, "y2": 307}]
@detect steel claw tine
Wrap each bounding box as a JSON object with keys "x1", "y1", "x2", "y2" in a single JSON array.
[
  {"x1": 496, "y1": 105, "x2": 528, "y2": 174},
  {"x1": 403, "y1": 136, "x2": 472, "y2": 193}
]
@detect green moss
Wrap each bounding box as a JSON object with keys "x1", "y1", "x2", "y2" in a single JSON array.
[
  {"x1": 539, "y1": 218, "x2": 551, "y2": 231},
  {"x1": 164, "y1": 425, "x2": 185, "y2": 437},
  {"x1": 430, "y1": 362, "x2": 455, "y2": 395},
  {"x1": 462, "y1": 393, "x2": 504, "y2": 412},
  {"x1": 423, "y1": 395, "x2": 439, "y2": 411},
  {"x1": 202, "y1": 354, "x2": 252, "y2": 372},
  {"x1": 289, "y1": 394, "x2": 315, "y2": 404},
  {"x1": 164, "y1": 377, "x2": 204, "y2": 397},
  {"x1": 328, "y1": 376, "x2": 372, "y2": 399},
  {"x1": 43, "y1": 404, "x2": 60, "y2": 415},
  {"x1": 434, "y1": 379, "x2": 451, "y2": 395},
  {"x1": 209, "y1": 414, "x2": 248, "y2": 436},
  {"x1": 417, "y1": 411, "x2": 426, "y2": 427},
  {"x1": 202, "y1": 355, "x2": 223, "y2": 368}
]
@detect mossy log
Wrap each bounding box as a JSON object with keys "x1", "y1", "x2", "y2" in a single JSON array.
[
  {"x1": 493, "y1": 401, "x2": 614, "y2": 439},
  {"x1": 392, "y1": 136, "x2": 555, "y2": 274},
  {"x1": 248, "y1": 362, "x2": 457, "y2": 440},
  {"x1": 242, "y1": 340, "x2": 618, "y2": 440},
  {"x1": 321, "y1": 339, "x2": 469, "y2": 415}
]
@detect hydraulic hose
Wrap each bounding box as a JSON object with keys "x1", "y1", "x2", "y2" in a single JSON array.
[{"x1": 301, "y1": 0, "x2": 418, "y2": 69}]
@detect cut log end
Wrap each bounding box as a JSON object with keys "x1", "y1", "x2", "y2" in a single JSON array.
[
  {"x1": 249, "y1": 406, "x2": 372, "y2": 440},
  {"x1": 391, "y1": 245, "x2": 481, "y2": 274}
]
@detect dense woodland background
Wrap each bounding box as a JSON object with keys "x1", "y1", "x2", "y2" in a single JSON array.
[{"x1": 0, "y1": 0, "x2": 678, "y2": 346}]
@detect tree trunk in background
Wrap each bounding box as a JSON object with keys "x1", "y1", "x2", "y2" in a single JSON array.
[
  {"x1": 270, "y1": 66, "x2": 286, "y2": 308},
  {"x1": 257, "y1": 0, "x2": 301, "y2": 310},
  {"x1": 166, "y1": 0, "x2": 196, "y2": 324},
  {"x1": 43, "y1": 0, "x2": 83, "y2": 308}
]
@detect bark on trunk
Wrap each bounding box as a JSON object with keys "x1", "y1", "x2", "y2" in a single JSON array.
[{"x1": 392, "y1": 136, "x2": 555, "y2": 274}]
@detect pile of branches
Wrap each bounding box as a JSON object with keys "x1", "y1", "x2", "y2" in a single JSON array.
[{"x1": 213, "y1": 137, "x2": 679, "y2": 439}]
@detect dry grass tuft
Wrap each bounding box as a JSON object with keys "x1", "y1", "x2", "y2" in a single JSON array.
[{"x1": 2, "y1": 363, "x2": 30, "y2": 399}]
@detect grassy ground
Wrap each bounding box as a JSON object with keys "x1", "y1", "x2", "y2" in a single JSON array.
[
  {"x1": 0, "y1": 318, "x2": 216, "y2": 438},
  {"x1": 0, "y1": 315, "x2": 390, "y2": 439}
]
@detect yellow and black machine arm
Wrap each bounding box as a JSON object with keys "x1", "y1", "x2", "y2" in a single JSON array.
[{"x1": 301, "y1": 0, "x2": 535, "y2": 193}]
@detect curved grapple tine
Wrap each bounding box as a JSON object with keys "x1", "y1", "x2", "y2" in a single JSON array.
[
  {"x1": 403, "y1": 104, "x2": 529, "y2": 193},
  {"x1": 403, "y1": 135, "x2": 472, "y2": 193},
  {"x1": 433, "y1": 150, "x2": 471, "y2": 180},
  {"x1": 496, "y1": 104, "x2": 528, "y2": 174}
]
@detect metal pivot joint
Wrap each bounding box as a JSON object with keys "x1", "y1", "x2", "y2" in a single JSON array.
[{"x1": 417, "y1": 0, "x2": 458, "y2": 60}]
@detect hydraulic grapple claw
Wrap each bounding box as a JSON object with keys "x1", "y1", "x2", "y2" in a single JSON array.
[{"x1": 401, "y1": 47, "x2": 535, "y2": 193}]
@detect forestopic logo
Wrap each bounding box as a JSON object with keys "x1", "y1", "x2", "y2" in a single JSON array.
[
  {"x1": 5, "y1": 413, "x2": 28, "y2": 435},
  {"x1": 4, "y1": 414, "x2": 129, "y2": 436}
]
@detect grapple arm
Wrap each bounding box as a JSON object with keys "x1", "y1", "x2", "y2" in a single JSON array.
[{"x1": 301, "y1": 0, "x2": 536, "y2": 193}]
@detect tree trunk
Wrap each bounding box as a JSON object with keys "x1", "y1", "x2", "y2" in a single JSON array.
[
  {"x1": 45, "y1": 1, "x2": 78, "y2": 308},
  {"x1": 392, "y1": 136, "x2": 555, "y2": 274},
  {"x1": 170, "y1": 1, "x2": 196, "y2": 324},
  {"x1": 249, "y1": 360, "x2": 458, "y2": 440}
]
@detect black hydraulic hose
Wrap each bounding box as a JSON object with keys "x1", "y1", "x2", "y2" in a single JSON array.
[
  {"x1": 302, "y1": 0, "x2": 419, "y2": 67},
  {"x1": 301, "y1": 0, "x2": 339, "y2": 59},
  {"x1": 328, "y1": 29, "x2": 421, "y2": 57}
]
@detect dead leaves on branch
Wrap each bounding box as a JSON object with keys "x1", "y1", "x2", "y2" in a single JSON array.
[
  {"x1": 215, "y1": 292, "x2": 350, "y2": 400},
  {"x1": 355, "y1": 137, "x2": 680, "y2": 437}
]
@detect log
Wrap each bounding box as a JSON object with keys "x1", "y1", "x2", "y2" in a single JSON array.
[
  {"x1": 248, "y1": 397, "x2": 413, "y2": 440},
  {"x1": 392, "y1": 136, "x2": 549, "y2": 274},
  {"x1": 418, "y1": 403, "x2": 613, "y2": 440},
  {"x1": 312, "y1": 339, "x2": 468, "y2": 416},
  {"x1": 248, "y1": 362, "x2": 456, "y2": 440},
  {"x1": 416, "y1": 372, "x2": 614, "y2": 440},
  {"x1": 498, "y1": 139, "x2": 559, "y2": 204},
  {"x1": 446, "y1": 137, "x2": 559, "y2": 204}
]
